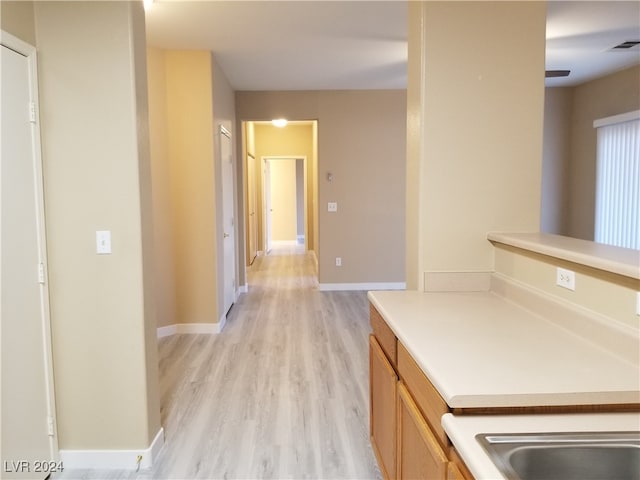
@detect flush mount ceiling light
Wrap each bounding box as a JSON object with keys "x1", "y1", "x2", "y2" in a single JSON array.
[
  {"x1": 143, "y1": 0, "x2": 154, "y2": 11},
  {"x1": 272, "y1": 118, "x2": 288, "y2": 128}
]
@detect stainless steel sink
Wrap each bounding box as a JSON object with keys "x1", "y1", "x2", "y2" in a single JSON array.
[{"x1": 476, "y1": 432, "x2": 640, "y2": 480}]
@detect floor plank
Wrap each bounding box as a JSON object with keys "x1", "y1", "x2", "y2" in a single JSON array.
[{"x1": 54, "y1": 247, "x2": 381, "y2": 479}]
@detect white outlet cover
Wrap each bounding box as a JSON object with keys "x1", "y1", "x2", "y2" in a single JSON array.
[
  {"x1": 328, "y1": 202, "x2": 337, "y2": 212},
  {"x1": 556, "y1": 267, "x2": 575, "y2": 291}
]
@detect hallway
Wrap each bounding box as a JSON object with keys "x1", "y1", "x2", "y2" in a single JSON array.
[{"x1": 58, "y1": 248, "x2": 381, "y2": 479}]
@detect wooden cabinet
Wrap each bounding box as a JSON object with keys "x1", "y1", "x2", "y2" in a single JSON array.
[
  {"x1": 370, "y1": 305, "x2": 474, "y2": 480},
  {"x1": 397, "y1": 383, "x2": 448, "y2": 480},
  {"x1": 447, "y1": 461, "x2": 467, "y2": 480},
  {"x1": 370, "y1": 335, "x2": 398, "y2": 479}
]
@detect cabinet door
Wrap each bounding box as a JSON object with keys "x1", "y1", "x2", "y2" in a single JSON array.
[
  {"x1": 447, "y1": 462, "x2": 467, "y2": 480},
  {"x1": 397, "y1": 383, "x2": 448, "y2": 480},
  {"x1": 370, "y1": 335, "x2": 398, "y2": 480}
]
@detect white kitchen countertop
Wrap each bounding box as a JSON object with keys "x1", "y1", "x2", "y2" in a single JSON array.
[
  {"x1": 442, "y1": 412, "x2": 640, "y2": 479},
  {"x1": 367, "y1": 290, "x2": 640, "y2": 408}
]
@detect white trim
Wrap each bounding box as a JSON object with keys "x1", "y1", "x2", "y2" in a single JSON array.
[
  {"x1": 156, "y1": 322, "x2": 224, "y2": 338},
  {"x1": 60, "y1": 428, "x2": 164, "y2": 470},
  {"x1": 318, "y1": 282, "x2": 406, "y2": 291},
  {"x1": 219, "y1": 124, "x2": 231, "y2": 138},
  {"x1": 1, "y1": 30, "x2": 36, "y2": 55},
  {"x1": 156, "y1": 324, "x2": 177, "y2": 338},
  {"x1": 217, "y1": 312, "x2": 227, "y2": 332},
  {"x1": 593, "y1": 109, "x2": 640, "y2": 128},
  {"x1": 238, "y1": 283, "x2": 248, "y2": 294}
]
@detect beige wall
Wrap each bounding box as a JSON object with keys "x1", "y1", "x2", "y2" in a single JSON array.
[
  {"x1": 163, "y1": 50, "x2": 218, "y2": 324},
  {"x1": 568, "y1": 65, "x2": 640, "y2": 240},
  {"x1": 541, "y1": 87, "x2": 573, "y2": 235},
  {"x1": 32, "y1": 1, "x2": 160, "y2": 449},
  {"x1": 1, "y1": 1, "x2": 36, "y2": 45},
  {"x1": 146, "y1": 48, "x2": 176, "y2": 329},
  {"x1": 406, "y1": 1, "x2": 546, "y2": 290},
  {"x1": 542, "y1": 66, "x2": 640, "y2": 241},
  {"x1": 146, "y1": 49, "x2": 237, "y2": 326},
  {"x1": 253, "y1": 123, "x2": 315, "y2": 250},
  {"x1": 237, "y1": 90, "x2": 407, "y2": 286}
]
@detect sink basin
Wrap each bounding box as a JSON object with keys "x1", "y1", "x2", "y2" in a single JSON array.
[{"x1": 476, "y1": 432, "x2": 640, "y2": 480}]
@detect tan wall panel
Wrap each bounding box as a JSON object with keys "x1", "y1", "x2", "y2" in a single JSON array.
[
  {"x1": 147, "y1": 47, "x2": 176, "y2": 329},
  {"x1": 541, "y1": 88, "x2": 573, "y2": 236},
  {"x1": 164, "y1": 50, "x2": 217, "y2": 324},
  {"x1": 34, "y1": 1, "x2": 159, "y2": 449},
  {"x1": 411, "y1": 1, "x2": 545, "y2": 279}
]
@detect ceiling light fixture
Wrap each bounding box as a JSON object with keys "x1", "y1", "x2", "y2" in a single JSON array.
[
  {"x1": 143, "y1": 0, "x2": 154, "y2": 11},
  {"x1": 272, "y1": 118, "x2": 288, "y2": 128}
]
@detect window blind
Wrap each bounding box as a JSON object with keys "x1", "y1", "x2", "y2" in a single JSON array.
[{"x1": 594, "y1": 111, "x2": 640, "y2": 250}]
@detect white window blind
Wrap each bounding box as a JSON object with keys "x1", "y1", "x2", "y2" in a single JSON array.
[{"x1": 594, "y1": 110, "x2": 640, "y2": 250}]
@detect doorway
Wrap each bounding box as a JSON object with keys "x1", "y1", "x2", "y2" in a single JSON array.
[
  {"x1": 263, "y1": 157, "x2": 307, "y2": 252},
  {"x1": 241, "y1": 120, "x2": 317, "y2": 268}
]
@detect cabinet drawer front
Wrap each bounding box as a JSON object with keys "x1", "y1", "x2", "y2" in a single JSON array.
[
  {"x1": 397, "y1": 383, "x2": 448, "y2": 480},
  {"x1": 370, "y1": 304, "x2": 397, "y2": 368},
  {"x1": 398, "y1": 342, "x2": 450, "y2": 449}
]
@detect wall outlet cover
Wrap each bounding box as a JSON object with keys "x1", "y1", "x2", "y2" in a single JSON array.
[{"x1": 556, "y1": 267, "x2": 575, "y2": 291}]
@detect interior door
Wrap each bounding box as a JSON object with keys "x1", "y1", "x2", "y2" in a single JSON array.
[
  {"x1": 1, "y1": 37, "x2": 57, "y2": 478},
  {"x1": 220, "y1": 125, "x2": 235, "y2": 314},
  {"x1": 263, "y1": 158, "x2": 272, "y2": 254},
  {"x1": 247, "y1": 153, "x2": 258, "y2": 264}
]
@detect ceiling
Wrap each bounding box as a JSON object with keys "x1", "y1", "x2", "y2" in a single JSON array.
[{"x1": 145, "y1": 1, "x2": 640, "y2": 91}]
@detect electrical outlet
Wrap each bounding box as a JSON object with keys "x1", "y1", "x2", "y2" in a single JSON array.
[
  {"x1": 328, "y1": 202, "x2": 338, "y2": 212},
  {"x1": 556, "y1": 267, "x2": 575, "y2": 291},
  {"x1": 335, "y1": 257, "x2": 342, "y2": 267}
]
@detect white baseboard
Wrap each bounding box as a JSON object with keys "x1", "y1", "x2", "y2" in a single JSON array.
[
  {"x1": 157, "y1": 320, "x2": 224, "y2": 338},
  {"x1": 60, "y1": 428, "x2": 164, "y2": 470},
  {"x1": 237, "y1": 283, "x2": 248, "y2": 295},
  {"x1": 318, "y1": 282, "x2": 406, "y2": 291},
  {"x1": 156, "y1": 324, "x2": 177, "y2": 338}
]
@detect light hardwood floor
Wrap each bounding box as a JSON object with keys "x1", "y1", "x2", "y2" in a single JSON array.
[{"x1": 55, "y1": 246, "x2": 381, "y2": 479}]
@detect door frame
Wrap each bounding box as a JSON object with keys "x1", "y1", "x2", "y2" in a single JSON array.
[
  {"x1": 261, "y1": 156, "x2": 308, "y2": 252},
  {"x1": 1, "y1": 30, "x2": 59, "y2": 460}
]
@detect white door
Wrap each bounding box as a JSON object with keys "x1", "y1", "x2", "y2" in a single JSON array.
[
  {"x1": 263, "y1": 159, "x2": 272, "y2": 253},
  {"x1": 1, "y1": 35, "x2": 57, "y2": 477},
  {"x1": 220, "y1": 125, "x2": 235, "y2": 314},
  {"x1": 246, "y1": 154, "x2": 258, "y2": 265}
]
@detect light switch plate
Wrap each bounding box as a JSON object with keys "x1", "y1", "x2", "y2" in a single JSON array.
[{"x1": 96, "y1": 230, "x2": 112, "y2": 254}]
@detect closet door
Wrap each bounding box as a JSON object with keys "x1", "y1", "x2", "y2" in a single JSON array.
[{"x1": 1, "y1": 36, "x2": 57, "y2": 478}]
